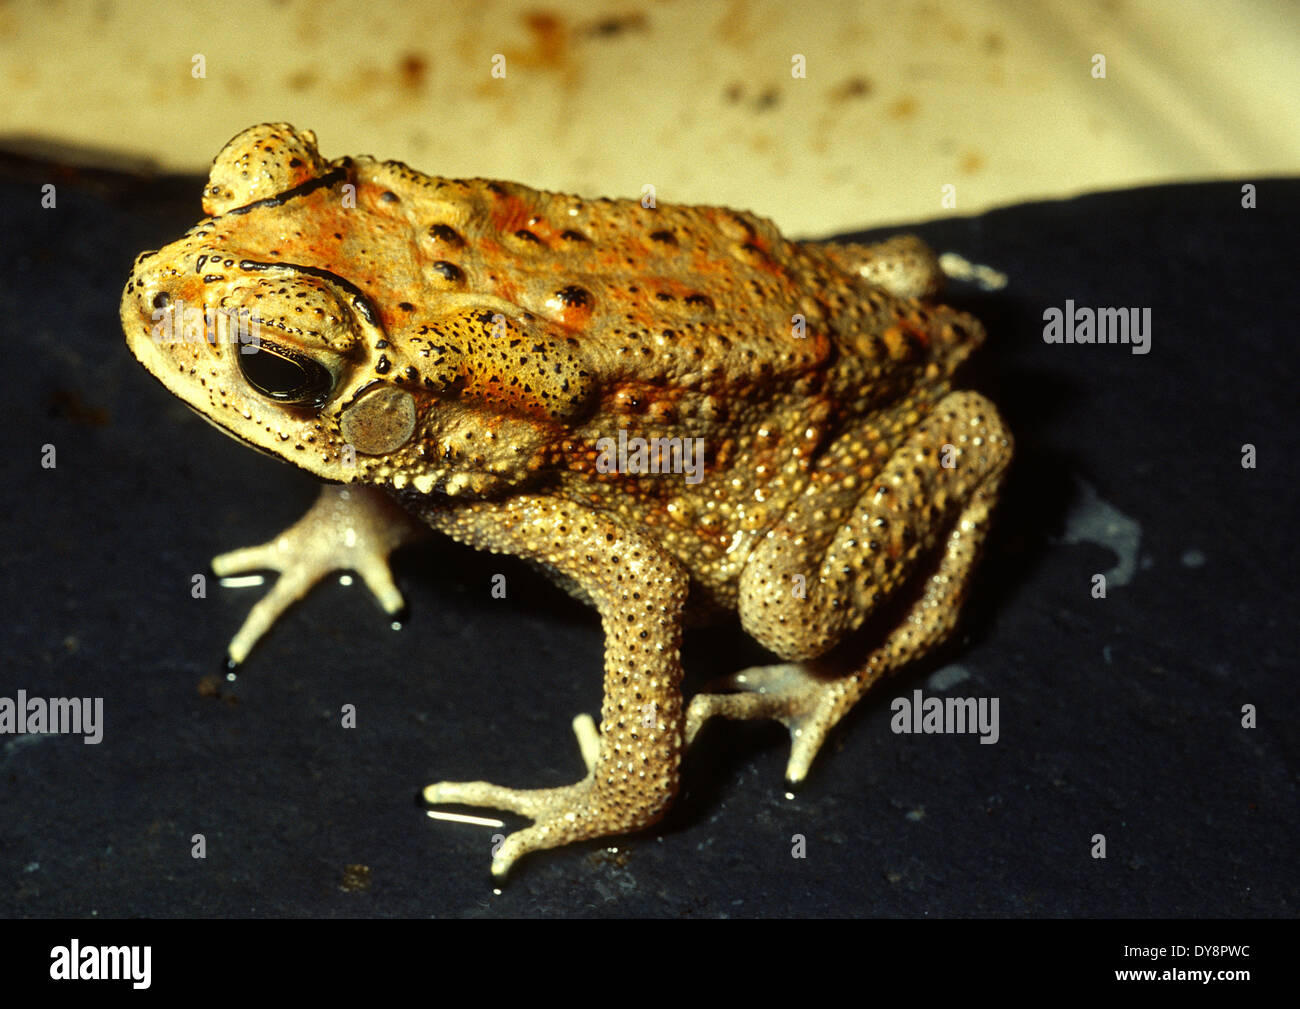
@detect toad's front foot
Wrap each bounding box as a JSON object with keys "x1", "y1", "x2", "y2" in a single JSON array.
[
  {"x1": 426, "y1": 714, "x2": 671, "y2": 877},
  {"x1": 424, "y1": 777, "x2": 591, "y2": 878},
  {"x1": 211, "y1": 484, "x2": 427, "y2": 664}
]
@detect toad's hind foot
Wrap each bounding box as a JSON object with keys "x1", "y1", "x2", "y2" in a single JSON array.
[
  {"x1": 820, "y1": 234, "x2": 944, "y2": 300},
  {"x1": 211, "y1": 484, "x2": 427, "y2": 664},
  {"x1": 686, "y1": 663, "x2": 857, "y2": 784}
]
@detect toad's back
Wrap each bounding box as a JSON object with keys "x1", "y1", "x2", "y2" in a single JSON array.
[{"x1": 356, "y1": 159, "x2": 984, "y2": 414}]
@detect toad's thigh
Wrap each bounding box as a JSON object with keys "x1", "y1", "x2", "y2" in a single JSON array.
[{"x1": 738, "y1": 390, "x2": 1012, "y2": 660}]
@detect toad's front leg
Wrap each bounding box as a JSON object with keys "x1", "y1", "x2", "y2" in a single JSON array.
[{"x1": 414, "y1": 493, "x2": 688, "y2": 878}]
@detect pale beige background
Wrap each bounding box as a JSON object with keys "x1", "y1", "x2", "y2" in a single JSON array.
[{"x1": 2, "y1": 0, "x2": 1296, "y2": 235}]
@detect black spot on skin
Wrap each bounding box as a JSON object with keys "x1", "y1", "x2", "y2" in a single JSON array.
[
  {"x1": 402, "y1": 366, "x2": 419, "y2": 381},
  {"x1": 560, "y1": 229, "x2": 589, "y2": 242},
  {"x1": 487, "y1": 182, "x2": 507, "y2": 196},
  {"x1": 655, "y1": 292, "x2": 674, "y2": 301},
  {"x1": 686, "y1": 293, "x2": 715, "y2": 310},
  {"x1": 514, "y1": 229, "x2": 542, "y2": 245},
  {"x1": 555, "y1": 285, "x2": 592, "y2": 308},
  {"x1": 399, "y1": 302, "x2": 415, "y2": 312},
  {"x1": 376, "y1": 355, "x2": 391, "y2": 374},
  {"x1": 428, "y1": 224, "x2": 464, "y2": 246},
  {"x1": 431, "y1": 261, "x2": 463, "y2": 282},
  {"x1": 380, "y1": 191, "x2": 400, "y2": 204},
  {"x1": 649, "y1": 230, "x2": 676, "y2": 245},
  {"x1": 375, "y1": 339, "x2": 390, "y2": 349}
]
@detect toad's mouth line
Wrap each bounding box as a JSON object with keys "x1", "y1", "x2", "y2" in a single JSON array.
[{"x1": 179, "y1": 399, "x2": 287, "y2": 464}]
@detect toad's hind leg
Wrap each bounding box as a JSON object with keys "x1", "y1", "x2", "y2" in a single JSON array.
[{"x1": 687, "y1": 391, "x2": 1012, "y2": 782}]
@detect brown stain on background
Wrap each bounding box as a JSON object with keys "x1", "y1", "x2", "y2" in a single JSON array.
[{"x1": 886, "y1": 96, "x2": 918, "y2": 120}]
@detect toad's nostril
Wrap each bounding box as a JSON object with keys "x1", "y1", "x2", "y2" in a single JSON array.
[{"x1": 151, "y1": 291, "x2": 171, "y2": 310}]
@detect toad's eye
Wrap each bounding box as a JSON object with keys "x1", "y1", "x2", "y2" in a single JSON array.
[{"x1": 238, "y1": 340, "x2": 334, "y2": 408}]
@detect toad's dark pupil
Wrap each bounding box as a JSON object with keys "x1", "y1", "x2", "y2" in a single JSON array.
[{"x1": 238, "y1": 341, "x2": 333, "y2": 408}]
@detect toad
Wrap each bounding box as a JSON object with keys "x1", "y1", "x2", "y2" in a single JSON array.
[{"x1": 122, "y1": 124, "x2": 1012, "y2": 876}]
